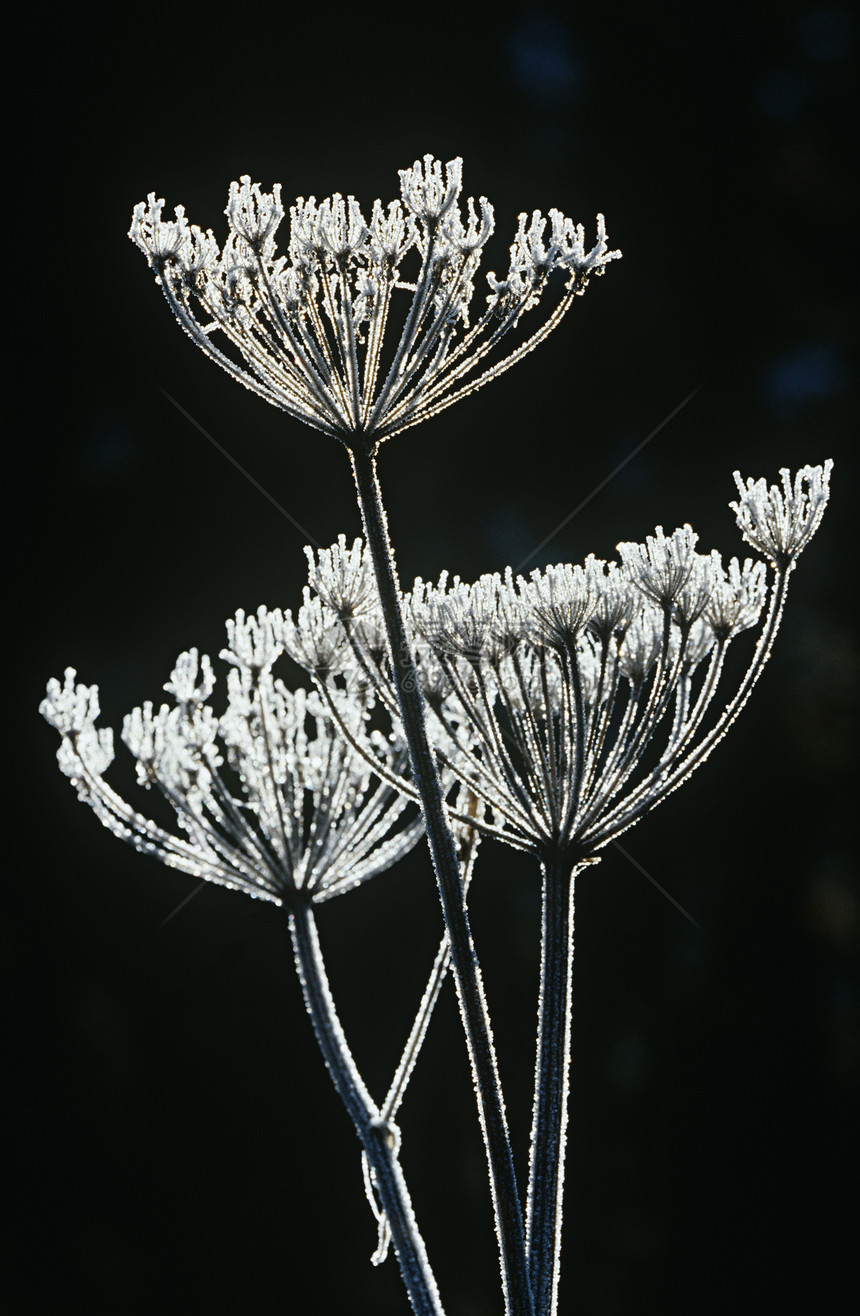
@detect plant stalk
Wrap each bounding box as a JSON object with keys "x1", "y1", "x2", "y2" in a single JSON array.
[
  {"x1": 289, "y1": 898, "x2": 444, "y2": 1316},
  {"x1": 349, "y1": 442, "x2": 535, "y2": 1316},
  {"x1": 526, "y1": 853, "x2": 582, "y2": 1316}
]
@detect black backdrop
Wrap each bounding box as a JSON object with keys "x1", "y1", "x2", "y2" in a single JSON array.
[{"x1": 8, "y1": 3, "x2": 857, "y2": 1313}]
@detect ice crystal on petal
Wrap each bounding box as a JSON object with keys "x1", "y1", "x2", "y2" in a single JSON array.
[
  {"x1": 40, "y1": 669, "x2": 115, "y2": 779},
  {"x1": 128, "y1": 195, "x2": 192, "y2": 275},
  {"x1": 367, "y1": 199, "x2": 418, "y2": 266},
  {"x1": 221, "y1": 606, "x2": 286, "y2": 673},
  {"x1": 122, "y1": 698, "x2": 221, "y2": 804},
  {"x1": 443, "y1": 194, "x2": 495, "y2": 257},
  {"x1": 301, "y1": 193, "x2": 368, "y2": 262},
  {"x1": 163, "y1": 649, "x2": 216, "y2": 707},
  {"x1": 41, "y1": 667, "x2": 102, "y2": 737},
  {"x1": 488, "y1": 567, "x2": 530, "y2": 656},
  {"x1": 418, "y1": 575, "x2": 500, "y2": 666},
  {"x1": 617, "y1": 604, "x2": 665, "y2": 686},
  {"x1": 671, "y1": 550, "x2": 724, "y2": 630},
  {"x1": 586, "y1": 561, "x2": 636, "y2": 642},
  {"x1": 520, "y1": 558, "x2": 601, "y2": 651}
]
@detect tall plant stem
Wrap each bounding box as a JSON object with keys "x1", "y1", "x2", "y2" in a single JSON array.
[
  {"x1": 526, "y1": 853, "x2": 584, "y2": 1316},
  {"x1": 289, "y1": 898, "x2": 444, "y2": 1316},
  {"x1": 349, "y1": 443, "x2": 535, "y2": 1316}
]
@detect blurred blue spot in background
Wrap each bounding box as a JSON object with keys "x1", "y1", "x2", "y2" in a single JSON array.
[
  {"x1": 799, "y1": 7, "x2": 854, "y2": 63},
  {"x1": 508, "y1": 10, "x2": 584, "y2": 106},
  {"x1": 762, "y1": 341, "x2": 849, "y2": 411}
]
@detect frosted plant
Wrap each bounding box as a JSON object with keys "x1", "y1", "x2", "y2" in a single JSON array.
[
  {"x1": 296, "y1": 461, "x2": 832, "y2": 1315},
  {"x1": 40, "y1": 611, "x2": 451, "y2": 1313},
  {"x1": 39, "y1": 152, "x2": 833, "y2": 1315},
  {"x1": 128, "y1": 156, "x2": 619, "y2": 443},
  {"x1": 128, "y1": 154, "x2": 623, "y2": 1316},
  {"x1": 315, "y1": 462, "x2": 832, "y2": 874},
  {"x1": 731, "y1": 462, "x2": 832, "y2": 566},
  {"x1": 40, "y1": 611, "x2": 425, "y2": 905}
]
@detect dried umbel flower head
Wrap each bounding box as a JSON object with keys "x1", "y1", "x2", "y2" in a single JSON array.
[
  {"x1": 129, "y1": 155, "x2": 620, "y2": 451},
  {"x1": 298, "y1": 464, "x2": 832, "y2": 860},
  {"x1": 41, "y1": 610, "x2": 423, "y2": 906},
  {"x1": 305, "y1": 535, "x2": 379, "y2": 621},
  {"x1": 731, "y1": 461, "x2": 833, "y2": 568}
]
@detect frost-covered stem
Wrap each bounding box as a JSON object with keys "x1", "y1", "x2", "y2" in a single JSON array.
[
  {"x1": 526, "y1": 852, "x2": 585, "y2": 1316},
  {"x1": 382, "y1": 826, "x2": 479, "y2": 1123},
  {"x1": 366, "y1": 828, "x2": 481, "y2": 1266},
  {"x1": 349, "y1": 443, "x2": 535, "y2": 1316},
  {"x1": 288, "y1": 898, "x2": 444, "y2": 1316}
]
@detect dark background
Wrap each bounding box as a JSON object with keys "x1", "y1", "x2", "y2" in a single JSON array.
[{"x1": 8, "y1": 2, "x2": 857, "y2": 1312}]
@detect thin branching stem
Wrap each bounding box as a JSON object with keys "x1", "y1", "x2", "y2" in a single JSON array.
[
  {"x1": 349, "y1": 443, "x2": 535, "y2": 1316},
  {"x1": 289, "y1": 897, "x2": 444, "y2": 1316}
]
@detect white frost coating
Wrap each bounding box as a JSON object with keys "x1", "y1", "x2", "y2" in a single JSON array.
[
  {"x1": 290, "y1": 464, "x2": 832, "y2": 859},
  {"x1": 706, "y1": 557, "x2": 768, "y2": 640},
  {"x1": 41, "y1": 622, "x2": 423, "y2": 906},
  {"x1": 225, "y1": 176, "x2": 285, "y2": 253},
  {"x1": 398, "y1": 154, "x2": 463, "y2": 222},
  {"x1": 519, "y1": 557, "x2": 602, "y2": 650},
  {"x1": 731, "y1": 460, "x2": 833, "y2": 565},
  {"x1": 163, "y1": 648, "x2": 216, "y2": 706},
  {"x1": 305, "y1": 535, "x2": 379, "y2": 621},
  {"x1": 281, "y1": 591, "x2": 351, "y2": 678},
  {"x1": 41, "y1": 461, "x2": 831, "y2": 1315},
  {"x1": 45, "y1": 464, "x2": 831, "y2": 887},
  {"x1": 616, "y1": 524, "x2": 700, "y2": 606},
  {"x1": 221, "y1": 605, "x2": 287, "y2": 673},
  {"x1": 129, "y1": 156, "x2": 620, "y2": 444},
  {"x1": 41, "y1": 669, "x2": 115, "y2": 777}
]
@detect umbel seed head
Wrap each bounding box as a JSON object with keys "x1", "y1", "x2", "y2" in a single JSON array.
[
  {"x1": 731, "y1": 461, "x2": 833, "y2": 568},
  {"x1": 129, "y1": 156, "x2": 620, "y2": 451},
  {"x1": 291, "y1": 463, "x2": 832, "y2": 858},
  {"x1": 41, "y1": 617, "x2": 424, "y2": 907}
]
